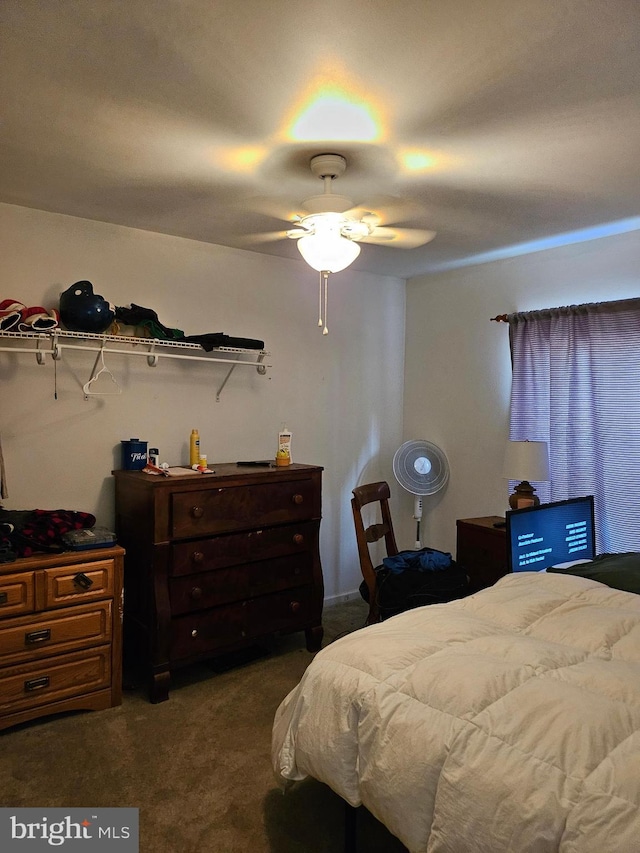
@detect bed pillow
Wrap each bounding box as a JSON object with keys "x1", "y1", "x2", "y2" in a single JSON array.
[{"x1": 547, "y1": 551, "x2": 640, "y2": 594}]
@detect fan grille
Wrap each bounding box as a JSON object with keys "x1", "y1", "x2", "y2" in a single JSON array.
[{"x1": 393, "y1": 440, "x2": 449, "y2": 495}]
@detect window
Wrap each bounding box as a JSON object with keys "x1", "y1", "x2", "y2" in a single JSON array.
[{"x1": 507, "y1": 298, "x2": 640, "y2": 553}]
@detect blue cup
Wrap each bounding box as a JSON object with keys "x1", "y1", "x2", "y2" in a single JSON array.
[{"x1": 121, "y1": 438, "x2": 148, "y2": 470}]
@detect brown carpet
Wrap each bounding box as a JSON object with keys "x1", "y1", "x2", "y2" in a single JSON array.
[{"x1": 0, "y1": 598, "x2": 408, "y2": 853}]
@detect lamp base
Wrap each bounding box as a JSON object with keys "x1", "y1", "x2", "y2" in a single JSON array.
[{"x1": 508, "y1": 480, "x2": 540, "y2": 510}]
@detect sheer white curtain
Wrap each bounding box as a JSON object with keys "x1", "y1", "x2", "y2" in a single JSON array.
[{"x1": 507, "y1": 297, "x2": 640, "y2": 553}]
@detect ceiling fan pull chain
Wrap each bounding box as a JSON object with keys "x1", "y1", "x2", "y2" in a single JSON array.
[
  {"x1": 322, "y1": 270, "x2": 329, "y2": 335},
  {"x1": 318, "y1": 271, "x2": 323, "y2": 328}
]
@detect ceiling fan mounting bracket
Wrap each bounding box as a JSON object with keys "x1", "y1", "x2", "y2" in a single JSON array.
[{"x1": 309, "y1": 154, "x2": 347, "y2": 180}]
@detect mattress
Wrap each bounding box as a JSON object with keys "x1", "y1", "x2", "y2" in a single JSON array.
[{"x1": 272, "y1": 571, "x2": 640, "y2": 852}]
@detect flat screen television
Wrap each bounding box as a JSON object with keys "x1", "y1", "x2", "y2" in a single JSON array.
[{"x1": 506, "y1": 495, "x2": 596, "y2": 573}]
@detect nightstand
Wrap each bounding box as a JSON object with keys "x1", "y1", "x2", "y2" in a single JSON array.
[
  {"x1": 456, "y1": 516, "x2": 508, "y2": 592},
  {"x1": 0, "y1": 546, "x2": 124, "y2": 731}
]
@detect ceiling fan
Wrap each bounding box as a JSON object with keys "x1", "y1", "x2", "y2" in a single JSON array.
[
  {"x1": 251, "y1": 153, "x2": 436, "y2": 334},
  {"x1": 255, "y1": 153, "x2": 436, "y2": 273}
]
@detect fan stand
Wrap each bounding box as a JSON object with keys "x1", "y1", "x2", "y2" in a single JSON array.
[{"x1": 414, "y1": 496, "x2": 423, "y2": 548}]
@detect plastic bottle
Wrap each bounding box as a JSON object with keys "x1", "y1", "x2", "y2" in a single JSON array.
[
  {"x1": 276, "y1": 425, "x2": 292, "y2": 466},
  {"x1": 189, "y1": 429, "x2": 200, "y2": 467}
]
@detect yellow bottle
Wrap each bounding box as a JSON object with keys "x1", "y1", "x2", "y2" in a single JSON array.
[{"x1": 189, "y1": 429, "x2": 200, "y2": 467}]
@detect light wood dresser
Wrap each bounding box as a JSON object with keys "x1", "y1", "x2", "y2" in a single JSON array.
[
  {"x1": 0, "y1": 546, "x2": 124, "y2": 731},
  {"x1": 113, "y1": 463, "x2": 324, "y2": 703}
]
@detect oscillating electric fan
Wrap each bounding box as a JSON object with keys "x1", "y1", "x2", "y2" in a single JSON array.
[{"x1": 392, "y1": 440, "x2": 450, "y2": 547}]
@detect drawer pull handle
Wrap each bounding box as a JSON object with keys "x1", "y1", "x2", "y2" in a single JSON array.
[
  {"x1": 25, "y1": 628, "x2": 51, "y2": 645},
  {"x1": 191, "y1": 551, "x2": 204, "y2": 564},
  {"x1": 293, "y1": 534, "x2": 304, "y2": 545},
  {"x1": 0, "y1": 592, "x2": 7, "y2": 605},
  {"x1": 25, "y1": 676, "x2": 50, "y2": 692},
  {"x1": 289, "y1": 600, "x2": 301, "y2": 613},
  {"x1": 292, "y1": 494, "x2": 304, "y2": 505},
  {"x1": 191, "y1": 506, "x2": 204, "y2": 519},
  {"x1": 191, "y1": 629, "x2": 198, "y2": 638},
  {"x1": 190, "y1": 587, "x2": 203, "y2": 601},
  {"x1": 74, "y1": 572, "x2": 93, "y2": 590}
]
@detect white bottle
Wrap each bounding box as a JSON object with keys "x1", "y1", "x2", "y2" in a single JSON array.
[{"x1": 277, "y1": 425, "x2": 292, "y2": 465}]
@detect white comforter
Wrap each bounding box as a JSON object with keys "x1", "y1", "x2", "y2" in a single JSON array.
[{"x1": 272, "y1": 572, "x2": 640, "y2": 852}]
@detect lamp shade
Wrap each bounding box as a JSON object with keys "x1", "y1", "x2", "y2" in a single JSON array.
[
  {"x1": 297, "y1": 233, "x2": 360, "y2": 273},
  {"x1": 296, "y1": 213, "x2": 361, "y2": 273},
  {"x1": 503, "y1": 440, "x2": 550, "y2": 482}
]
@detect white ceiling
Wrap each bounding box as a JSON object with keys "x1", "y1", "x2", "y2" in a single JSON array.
[{"x1": 2, "y1": 0, "x2": 639, "y2": 278}]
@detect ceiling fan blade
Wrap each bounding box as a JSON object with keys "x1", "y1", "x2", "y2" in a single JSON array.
[
  {"x1": 358, "y1": 227, "x2": 437, "y2": 249},
  {"x1": 242, "y1": 195, "x2": 304, "y2": 223},
  {"x1": 344, "y1": 196, "x2": 424, "y2": 227},
  {"x1": 244, "y1": 230, "x2": 292, "y2": 244}
]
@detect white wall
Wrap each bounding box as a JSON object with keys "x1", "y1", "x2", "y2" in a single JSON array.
[
  {"x1": 402, "y1": 229, "x2": 640, "y2": 556},
  {"x1": 0, "y1": 202, "x2": 406, "y2": 601}
]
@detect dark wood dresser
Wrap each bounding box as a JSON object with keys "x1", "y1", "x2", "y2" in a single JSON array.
[
  {"x1": 456, "y1": 516, "x2": 508, "y2": 592},
  {"x1": 0, "y1": 546, "x2": 124, "y2": 731},
  {"x1": 113, "y1": 463, "x2": 324, "y2": 702}
]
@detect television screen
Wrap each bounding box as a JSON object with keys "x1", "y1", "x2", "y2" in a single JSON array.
[{"x1": 506, "y1": 496, "x2": 596, "y2": 573}]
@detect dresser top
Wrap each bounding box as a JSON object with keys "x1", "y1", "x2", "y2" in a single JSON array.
[
  {"x1": 1, "y1": 545, "x2": 125, "y2": 575},
  {"x1": 113, "y1": 461, "x2": 323, "y2": 488}
]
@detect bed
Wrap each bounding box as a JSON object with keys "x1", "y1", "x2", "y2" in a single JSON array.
[{"x1": 272, "y1": 570, "x2": 640, "y2": 852}]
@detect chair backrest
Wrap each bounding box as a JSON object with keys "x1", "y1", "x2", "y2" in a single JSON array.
[{"x1": 351, "y1": 481, "x2": 399, "y2": 624}]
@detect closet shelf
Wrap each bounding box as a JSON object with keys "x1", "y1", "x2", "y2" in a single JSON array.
[{"x1": 0, "y1": 329, "x2": 271, "y2": 401}]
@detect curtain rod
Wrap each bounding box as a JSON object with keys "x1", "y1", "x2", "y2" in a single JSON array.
[{"x1": 491, "y1": 297, "x2": 640, "y2": 324}]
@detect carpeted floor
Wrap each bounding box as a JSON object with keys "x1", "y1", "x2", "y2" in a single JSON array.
[{"x1": 0, "y1": 598, "x2": 408, "y2": 853}]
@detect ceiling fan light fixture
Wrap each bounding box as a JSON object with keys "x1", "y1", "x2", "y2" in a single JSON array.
[
  {"x1": 297, "y1": 232, "x2": 360, "y2": 273},
  {"x1": 296, "y1": 213, "x2": 361, "y2": 273}
]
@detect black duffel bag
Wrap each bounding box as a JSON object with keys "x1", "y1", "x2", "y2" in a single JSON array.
[{"x1": 360, "y1": 547, "x2": 470, "y2": 621}]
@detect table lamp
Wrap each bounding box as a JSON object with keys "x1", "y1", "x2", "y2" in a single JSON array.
[{"x1": 503, "y1": 440, "x2": 550, "y2": 509}]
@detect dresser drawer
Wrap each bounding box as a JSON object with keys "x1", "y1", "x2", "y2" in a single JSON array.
[
  {"x1": 246, "y1": 586, "x2": 313, "y2": 636},
  {"x1": 170, "y1": 584, "x2": 313, "y2": 659},
  {"x1": 170, "y1": 602, "x2": 247, "y2": 659},
  {"x1": 170, "y1": 521, "x2": 317, "y2": 576},
  {"x1": 0, "y1": 646, "x2": 112, "y2": 715},
  {"x1": 0, "y1": 571, "x2": 35, "y2": 618},
  {"x1": 43, "y1": 560, "x2": 115, "y2": 608},
  {"x1": 0, "y1": 601, "x2": 112, "y2": 666},
  {"x1": 170, "y1": 479, "x2": 318, "y2": 538},
  {"x1": 169, "y1": 553, "x2": 313, "y2": 615}
]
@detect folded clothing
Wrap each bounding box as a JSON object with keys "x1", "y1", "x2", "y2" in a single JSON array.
[
  {"x1": 115, "y1": 304, "x2": 184, "y2": 340},
  {"x1": 0, "y1": 508, "x2": 96, "y2": 557},
  {"x1": 115, "y1": 303, "x2": 265, "y2": 351},
  {"x1": 183, "y1": 333, "x2": 265, "y2": 351}
]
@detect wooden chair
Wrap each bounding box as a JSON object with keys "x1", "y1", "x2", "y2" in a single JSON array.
[{"x1": 351, "y1": 481, "x2": 399, "y2": 625}]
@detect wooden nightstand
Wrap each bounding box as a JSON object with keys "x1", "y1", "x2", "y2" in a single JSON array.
[
  {"x1": 456, "y1": 516, "x2": 508, "y2": 592},
  {"x1": 0, "y1": 546, "x2": 124, "y2": 731}
]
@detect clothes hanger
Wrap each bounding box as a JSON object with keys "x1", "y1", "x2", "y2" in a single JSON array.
[{"x1": 83, "y1": 344, "x2": 122, "y2": 397}]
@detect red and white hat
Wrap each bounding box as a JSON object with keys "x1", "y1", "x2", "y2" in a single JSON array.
[
  {"x1": 0, "y1": 300, "x2": 25, "y2": 331},
  {"x1": 17, "y1": 306, "x2": 60, "y2": 331}
]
